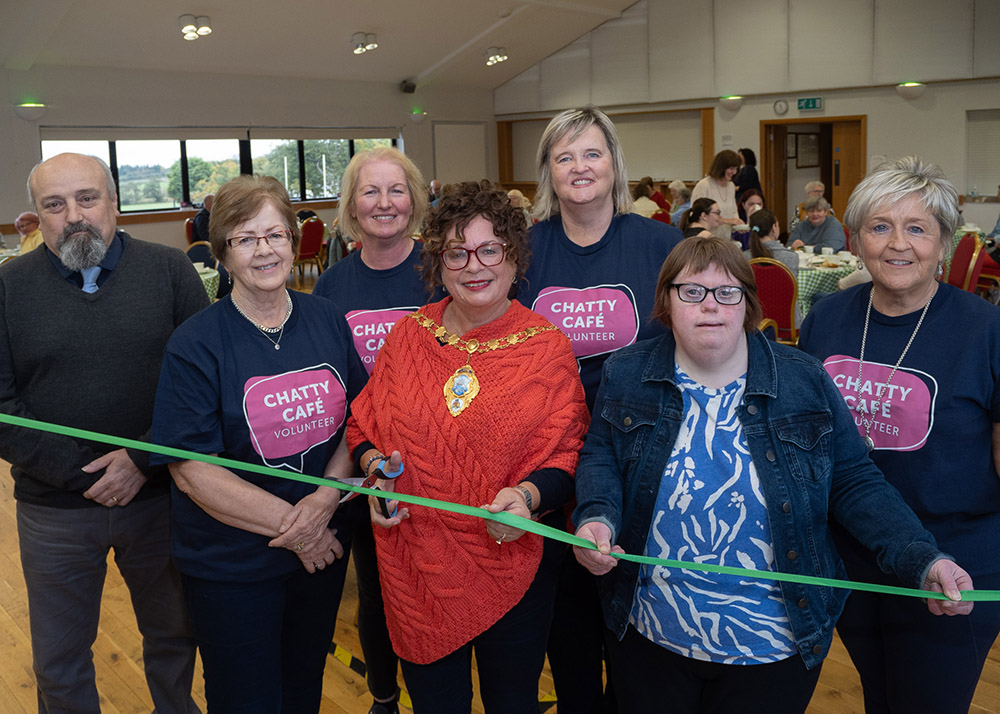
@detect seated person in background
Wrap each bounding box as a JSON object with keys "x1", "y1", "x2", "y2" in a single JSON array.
[
  {"x1": 630, "y1": 182, "x2": 660, "y2": 219},
  {"x1": 15, "y1": 211, "x2": 43, "y2": 252},
  {"x1": 669, "y1": 185, "x2": 692, "y2": 226},
  {"x1": 679, "y1": 198, "x2": 720, "y2": 239},
  {"x1": 789, "y1": 196, "x2": 845, "y2": 251},
  {"x1": 745, "y1": 209, "x2": 797, "y2": 278},
  {"x1": 737, "y1": 188, "x2": 765, "y2": 224},
  {"x1": 639, "y1": 176, "x2": 670, "y2": 210},
  {"x1": 507, "y1": 189, "x2": 533, "y2": 226},
  {"x1": 296, "y1": 208, "x2": 318, "y2": 223},
  {"x1": 192, "y1": 193, "x2": 214, "y2": 243},
  {"x1": 790, "y1": 180, "x2": 835, "y2": 231}
]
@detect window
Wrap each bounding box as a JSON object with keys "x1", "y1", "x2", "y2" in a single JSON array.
[
  {"x1": 967, "y1": 109, "x2": 1000, "y2": 196},
  {"x1": 115, "y1": 140, "x2": 182, "y2": 211},
  {"x1": 40, "y1": 140, "x2": 111, "y2": 165},
  {"x1": 185, "y1": 139, "x2": 241, "y2": 204},
  {"x1": 39, "y1": 132, "x2": 398, "y2": 212},
  {"x1": 303, "y1": 140, "x2": 349, "y2": 198},
  {"x1": 251, "y1": 139, "x2": 301, "y2": 200}
]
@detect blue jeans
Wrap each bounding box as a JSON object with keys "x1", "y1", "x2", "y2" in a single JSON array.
[
  {"x1": 181, "y1": 554, "x2": 351, "y2": 714},
  {"x1": 399, "y1": 545, "x2": 561, "y2": 714},
  {"x1": 17, "y1": 497, "x2": 198, "y2": 714}
]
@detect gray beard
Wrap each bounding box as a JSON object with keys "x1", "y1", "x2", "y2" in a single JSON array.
[{"x1": 57, "y1": 222, "x2": 108, "y2": 271}]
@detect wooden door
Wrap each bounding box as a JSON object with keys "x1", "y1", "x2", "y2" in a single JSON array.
[
  {"x1": 831, "y1": 120, "x2": 865, "y2": 219},
  {"x1": 763, "y1": 123, "x2": 788, "y2": 232}
]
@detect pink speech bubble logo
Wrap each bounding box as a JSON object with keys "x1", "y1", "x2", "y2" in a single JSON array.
[
  {"x1": 243, "y1": 364, "x2": 347, "y2": 471},
  {"x1": 531, "y1": 285, "x2": 639, "y2": 359},
  {"x1": 823, "y1": 355, "x2": 937, "y2": 451},
  {"x1": 346, "y1": 308, "x2": 416, "y2": 374}
]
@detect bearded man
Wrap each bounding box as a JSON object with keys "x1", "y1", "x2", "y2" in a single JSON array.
[{"x1": 0, "y1": 152, "x2": 208, "y2": 713}]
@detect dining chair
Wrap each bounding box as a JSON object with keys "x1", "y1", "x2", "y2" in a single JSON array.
[
  {"x1": 184, "y1": 217, "x2": 196, "y2": 245},
  {"x1": 945, "y1": 233, "x2": 985, "y2": 293},
  {"x1": 750, "y1": 257, "x2": 798, "y2": 345},
  {"x1": 185, "y1": 240, "x2": 231, "y2": 299},
  {"x1": 758, "y1": 317, "x2": 779, "y2": 342},
  {"x1": 295, "y1": 217, "x2": 326, "y2": 286}
]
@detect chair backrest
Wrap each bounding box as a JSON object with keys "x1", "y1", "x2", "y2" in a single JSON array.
[
  {"x1": 946, "y1": 233, "x2": 985, "y2": 292},
  {"x1": 750, "y1": 257, "x2": 798, "y2": 344},
  {"x1": 298, "y1": 217, "x2": 325, "y2": 259},
  {"x1": 185, "y1": 240, "x2": 215, "y2": 268},
  {"x1": 758, "y1": 318, "x2": 779, "y2": 342},
  {"x1": 184, "y1": 217, "x2": 196, "y2": 245},
  {"x1": 650, "y1": 210, "x2": 671, "y2": 224}
]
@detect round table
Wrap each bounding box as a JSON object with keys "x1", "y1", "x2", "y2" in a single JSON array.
[{"x1": 198, "y1": 268, "x2": 219, "y2": 300}]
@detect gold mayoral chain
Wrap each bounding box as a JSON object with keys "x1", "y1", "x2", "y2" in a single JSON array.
[{"x1": 409, "y1": 312, "x2": 558, "y2": 417}]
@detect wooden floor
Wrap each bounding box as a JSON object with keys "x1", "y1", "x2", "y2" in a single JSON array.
[{"x1": 1, "y1": 269, "x2": 998, "y2": 712}]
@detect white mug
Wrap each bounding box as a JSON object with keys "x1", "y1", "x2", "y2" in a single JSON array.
[{"x1": 821, "y1": 247, "x2": 834, "y2": 255}]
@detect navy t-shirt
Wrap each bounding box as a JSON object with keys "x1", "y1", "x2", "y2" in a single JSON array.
[
  {"x1": 519, "y1": 213, "x2": 682, "y2": 409},
  {"x1": 799, "y1": 283, "x2": 1000, "y2": 576},
  {"x1": 313, "y1": 244, "x2": 440, "y2": 374},
  {"x1": 152, "y1": 291, "x2": 367, "y2": 581}
]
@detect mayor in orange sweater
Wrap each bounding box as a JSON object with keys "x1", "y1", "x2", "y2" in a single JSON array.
[{"x1": 348, "y1": 180, "x2": 589, "y2": 714}]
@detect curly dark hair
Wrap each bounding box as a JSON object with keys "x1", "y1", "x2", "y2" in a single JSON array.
[{"x1": 420, "y1": 180, "x2": 531, "y2": 294}]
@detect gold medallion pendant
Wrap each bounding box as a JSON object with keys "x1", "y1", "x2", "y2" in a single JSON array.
[{"x1": 444, "y1": 364, "x2": 480, "y2": 417}]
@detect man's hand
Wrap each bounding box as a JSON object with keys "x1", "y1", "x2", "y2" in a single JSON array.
[{"x1": 82, "y1": 449, "x2": 147, "y2": 507}]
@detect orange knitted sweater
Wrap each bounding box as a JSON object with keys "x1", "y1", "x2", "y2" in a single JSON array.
[{"x1": 347, "y1": 298, "x2": 588, "y2": 664}]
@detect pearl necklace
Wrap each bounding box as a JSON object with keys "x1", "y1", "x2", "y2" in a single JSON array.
[
  {"x1": 855, "y1": 287, "x2": 932, "y2": 451},
  {"x1": 231, "y1": 290, "x2": 293, "y2": 350}
]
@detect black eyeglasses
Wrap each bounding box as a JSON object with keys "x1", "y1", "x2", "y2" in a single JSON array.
[
  {"x1": 440, "y1": 242, "x2": 507, "y2": 270},
  {"x1": 670, "y1": 283, "x2": 746, "y2": 305}
]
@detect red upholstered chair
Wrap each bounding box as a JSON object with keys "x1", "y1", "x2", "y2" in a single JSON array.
[
  {"x1": 184, "y1": 217, "x2": 196, "y2": 245},
  {"x1": 945, "y1": 233, "x2": 985, "y2": 293},
  {"x1": 651, "y1": 210, "x2": 671, "y2": 224},
  {"x1": 750, "y1": 258, "x2": 798, "y2": 345},
  {"x1": 294, "y1": 217, "x2": 326, "y2": 285}
]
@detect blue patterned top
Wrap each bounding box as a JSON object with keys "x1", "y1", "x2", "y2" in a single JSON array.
[{"x1": 629, "y1": 366, "x2": 794, "y2": 664}]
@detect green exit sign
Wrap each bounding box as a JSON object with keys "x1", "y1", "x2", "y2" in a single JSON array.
[{"x1": 798, "y1": 97, "x2": 823, "y2": 111}]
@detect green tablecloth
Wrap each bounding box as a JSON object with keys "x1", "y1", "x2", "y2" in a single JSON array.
[
  {"x1": 797, "y1": 265, "x2": 855, "y2": 319},
  {"x1": 198, "y1": 268, "x2": 219, "y2": 300}
]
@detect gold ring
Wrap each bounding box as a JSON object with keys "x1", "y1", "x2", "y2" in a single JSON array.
[
  {"x1": 295, "y1": 542, "x2": 305, "y2": 551},
  {"x1": 110, "y1": 496, "x2": 118, "y2": 504}
]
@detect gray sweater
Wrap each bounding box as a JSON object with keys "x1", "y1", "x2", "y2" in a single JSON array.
[{"x1": 0, "y1": 233, "x2": 209, "y2": 507}]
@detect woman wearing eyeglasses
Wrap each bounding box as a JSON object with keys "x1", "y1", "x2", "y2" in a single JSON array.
[
  {"x1": 347, "y1": 181, "x2": 589, "y2": 713},
  {"x1": 679, "y1": 197, "x2": 722, "y2": 238},
  {"x1": 151, "y1": 175, "x2": 367, "y2": 713},
  {"x1": 572, "y1": 235, "x2": 975, "y2": 714}
]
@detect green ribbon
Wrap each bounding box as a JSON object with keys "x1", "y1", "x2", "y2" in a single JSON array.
[{"x1": 2, "y1": 412, "x2": 995, "y2": 603}]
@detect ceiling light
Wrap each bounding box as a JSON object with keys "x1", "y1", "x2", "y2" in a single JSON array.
[
  {"x1": 486, "y1": 47, "x2": 508, "y2": 66},
  {"x1": 896, "y1": 82, "x2": 926, "y2": 100},
  {"x1": 352, "y1": 31, "x2": 377, "y2": 54},
  {"x1": 178, "y1": 14, "x2": 211, "y2": 41},
  {"x1": 178, "y1": 14, "x2": 197, "y2": 34}
]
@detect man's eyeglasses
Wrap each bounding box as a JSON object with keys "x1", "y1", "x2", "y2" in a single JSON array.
[
  {"x1": 440, "y1": 242, "x2": 507, "y2": 270},
  {"x1": 670, "y1": 283, "x2": 746, "y2": 305},
  {"x1": 226, "y1": 229, "x2": 292, "y2": 252}
]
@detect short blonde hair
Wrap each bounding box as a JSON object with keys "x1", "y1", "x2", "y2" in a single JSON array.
[
  {"x1": 532, "y1": 106, "x2": 632, "y2": 221},
  {"x1": 337, "y1": 147, "x2": 428, "y2": 243}
]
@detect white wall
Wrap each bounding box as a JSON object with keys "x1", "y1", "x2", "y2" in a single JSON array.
[{"x1": 1, "y1": 65, "x2": 497, "y2": 248}]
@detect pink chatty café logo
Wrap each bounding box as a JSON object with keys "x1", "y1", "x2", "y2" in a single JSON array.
[
  {"x1": 243, "y1": 365, "x2": 347, "y2": 471},
  {"x1": 532, "y1": 285, "x2": 639, "y2": 359},
  {"x1": 823, "y1": 355, "x2": 937, "y2": 452},
  {"x1": 346, "y1": 308, "x2": 416, "y2": 374}
]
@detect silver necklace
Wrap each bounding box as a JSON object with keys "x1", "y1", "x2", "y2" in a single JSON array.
[
  {"x1": 855, "y1": 287, "x2": 932, "y2": 451},
  {"x1": 231, "y1": 291, "x2": 293, "y2": 350}
]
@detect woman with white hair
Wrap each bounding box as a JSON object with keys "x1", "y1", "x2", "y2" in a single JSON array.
[{"x1": 799, "y1": 156, "x2": 1000, "y2": 714}]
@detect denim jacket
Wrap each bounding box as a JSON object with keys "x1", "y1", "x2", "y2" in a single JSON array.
[{"x1": 573, "y1": 331, "x2": 944, "y2": 669}]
